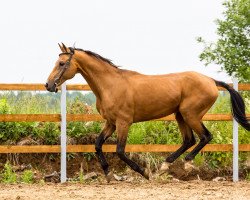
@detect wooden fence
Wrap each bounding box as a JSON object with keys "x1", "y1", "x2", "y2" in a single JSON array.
[{"x1": 0, "y1": 83, "x2": 250, "y2": 153}]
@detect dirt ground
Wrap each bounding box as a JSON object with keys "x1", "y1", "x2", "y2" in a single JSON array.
[{"x1": 0, "y1": 181, "x2": 249, "y2": 200}]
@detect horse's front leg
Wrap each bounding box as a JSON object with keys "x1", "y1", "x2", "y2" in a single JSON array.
[
  {"x1": 95, "y1": 121, "x2": 115, "y2": 181},
  {"x1": 116, "y1": 120, "x2": 149, "y2": 180}
]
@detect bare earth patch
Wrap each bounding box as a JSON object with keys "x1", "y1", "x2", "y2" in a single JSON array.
[{"x1": 0, "y1": 181, "x2": 249, "y2": 200}]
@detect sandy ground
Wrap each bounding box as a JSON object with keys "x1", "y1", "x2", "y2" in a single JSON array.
[{"x1": 0, "y1": 181, "x2": 249, "y2": 200}]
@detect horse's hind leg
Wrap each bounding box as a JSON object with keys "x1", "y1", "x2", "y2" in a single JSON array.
[
  {"x1": 116, "y1": 120, "x2": 149, "y2": 180},
  {"x1": 184, "y1": 122, "x2": 212, "y2": 161},
  {"x1": 178, "y1": 83, "x2": 217, "y2": 161},
  {"x1": 95, "y1": 121, "x2": 115, "y2": 179},
  {"x1": 165, "y1": 112, "x2": 196, "y2": 163}
]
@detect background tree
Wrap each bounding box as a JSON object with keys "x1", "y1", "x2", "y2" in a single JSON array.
[{"x1": 197, "y1": 0, "x2": 250, "y2": 82}]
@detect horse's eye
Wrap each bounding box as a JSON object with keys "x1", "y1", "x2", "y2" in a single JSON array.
[{"x1": 59, "y1": 61, "x2": 65, "y2": 66}]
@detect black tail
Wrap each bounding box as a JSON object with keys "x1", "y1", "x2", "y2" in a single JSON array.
[{"x1": 215, "y1": 80, "x2": 250, "y2": 131}]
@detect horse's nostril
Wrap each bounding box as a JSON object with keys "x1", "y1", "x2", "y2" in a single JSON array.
[{"x1": 45, "y1": 83, "x2": 48, "y2": 88}]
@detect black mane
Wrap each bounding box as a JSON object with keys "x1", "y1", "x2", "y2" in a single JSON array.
[{"x1": 74, "y1": 48, "x2": 117, "y2": 68}]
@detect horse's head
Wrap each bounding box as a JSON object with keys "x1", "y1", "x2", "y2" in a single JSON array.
[{"x1": 45, "y1": 43, "x2": 79, "y2": 92}]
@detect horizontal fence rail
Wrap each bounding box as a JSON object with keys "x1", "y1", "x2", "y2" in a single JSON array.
[
  {"x1": 0, "y1": 144, "x2": 249, "y2": 154},
  {"x1": 0, "y1": 83, "x2": 250, "y2": 91},
  {"x1": 1, "y1": 113, "x2": 250, "y2": 122},
  {"x1": 0, "y1": 84, "x2": 90, "y2": 91}
]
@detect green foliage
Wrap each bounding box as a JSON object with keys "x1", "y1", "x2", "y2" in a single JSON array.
[
  {"x1": 0, "y1": 98, "x2": 39, "y2": 143},
  {"x1": 0, "y1": 91, "x2": 100, "y2": 144},
  {"x1": 67, "y1": 121, "x2": 102, "y2": 139},
  {"x1": 67, "y1": 92, "x2": 96, "y2": 106},
  {"x1": 0, "y1": 98, "x2": 10, "y2": 114},
  {"x1": 128, "y1": 121, "x2": 181, "y2": 144},
  {"x1": 193, "y1": 153, "x2": 205, "y2": 167},
  {"x1": 197, "y1": 0, "x2": 250, "y2": 82},
  {"x1": 1, "y1": 162, "x2": 17, "y2": 183},
  {"x1": 38, "y1": 122, "x2": 60, "y2": 145},
  {"x1": 0, "y1": 121, "x2": 37, "y2": 143},
  {"x1": 8, "y1": 91, "x2": 60, "y2": 114},
  {"x1": 79, "y1": 170, "x2": 84, "y2": 183},
  {"x1": 21, "y1": 170, "x2": 34, "y2": 184},
  {"x1": 209, "y1": 93, "x2": 231, "y2": 113},
  {"x1": 206, "y1": 152, "x2": 233, "y2": 168}
]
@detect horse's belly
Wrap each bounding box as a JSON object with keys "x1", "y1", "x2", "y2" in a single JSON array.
[{"x1": 133, "y1": 98, "x2": 179, "y2": 122}]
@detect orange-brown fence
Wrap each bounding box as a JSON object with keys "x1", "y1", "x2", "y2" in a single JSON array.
[{"x1": 0, "y1": 83, "x2": 249, "y2": 153}]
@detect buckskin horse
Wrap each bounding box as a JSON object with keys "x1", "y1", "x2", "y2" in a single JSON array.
[{"x1": 46, "y1": 43, "x2": 250, "y2": 181}]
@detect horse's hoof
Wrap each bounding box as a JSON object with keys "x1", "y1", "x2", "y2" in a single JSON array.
[
  {"x1": 143, "y1": 168, "x2": 150, "y2": 180},
  {"x1": 105, "y1": 171, "x2": 114, "y2": 183},
  {"x1": 159, "y1": 162, "x2": 171, "y2": 175},
  {"x1": 184, "y1": 161, "x2": 197, "y2": 173}
]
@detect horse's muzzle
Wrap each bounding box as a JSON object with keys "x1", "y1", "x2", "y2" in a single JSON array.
[{"x1": 45, "y1": 82, "x2": 58, "y2": 93}]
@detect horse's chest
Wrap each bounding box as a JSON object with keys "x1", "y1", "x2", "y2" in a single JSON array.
[{"x1": 96, "y1": 100, "x2": 117, "y2": 121}]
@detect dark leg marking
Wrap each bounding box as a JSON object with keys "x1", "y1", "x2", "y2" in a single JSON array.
[
  {"x1": 185, "y1": 123, "x2": 212, "y2": 161},
  {"x1": 116, "y1": 121, "x2": 149, "y2": 179},
  {"x1": 95, "y1": 123, "x2": 115, "y2": 176},
  {"x1": 95, "y1": 133, "x2": 109, "y2": 175},
  {"x1": 166, "y1": 133, "x2": 196, "y2": 163},
  {"x1": 116, "y1": 141, "x2": 148, "y2": 179},
  {"x1": 165, "y1": 112, "x2": 196, "y2": 163}
]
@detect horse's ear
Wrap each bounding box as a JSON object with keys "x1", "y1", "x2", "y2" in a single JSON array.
[
  {"x1": 58, "y1": 43, "x2": 65, "y2": 52},
  {"x1": 62, "y1": 43, "x2": 69, "y2": 53},
  {"x1": 58, "y1": 43, "x2": 70, "y2": 53}
]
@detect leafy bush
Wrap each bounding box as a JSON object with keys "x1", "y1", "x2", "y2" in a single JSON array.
[
  {"x1": 67, "y1": 121, "x2": 102, "y2": 139},
  {"x1": 21, "y1": 170, "x2": 34, "y2": 184},
  {"x1": 37, "y1": 122, "x2": 60, "y2": 145},
  {"x1": 1, "y1": 162, "x2": 17, "y2": 183},
  {"x1": 0, "y1": 98, "x2": 39, "y2": 143}
]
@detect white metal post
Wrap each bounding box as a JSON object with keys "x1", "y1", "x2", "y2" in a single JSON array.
[
  {"x1": 232, "y1": 78, "x2": 239, "y2": 182},
  {"x1": 60, "y1": 82, "x2": 67, "y2": 183}
]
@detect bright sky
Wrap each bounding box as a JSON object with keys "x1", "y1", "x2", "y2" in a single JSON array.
[{"x1": 0, "y1": 0, "x2": 232, "y2": 84}]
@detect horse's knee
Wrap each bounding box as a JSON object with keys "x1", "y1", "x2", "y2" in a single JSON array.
[
  {"x1": 95, "y1": 144, "x2": 101, "y2": 154},
  {"x1": 95, "y1": 134, "x2": 105, "y2": 152},
  {"x1": 95, "y1": 140, "x2": 101, "y2": 153},
  {"x1": 200, "y1": 124, "x2": 213, "y2": 143},
  {"x1": 200, "y1": 133, "x2": 212, "y2": 144},
  {"x1": 117, "y1": 148, "x2": 123, "y2": 157},
  {"x1": 116, "y1": 147, "x2": 126, "y2": 160}
]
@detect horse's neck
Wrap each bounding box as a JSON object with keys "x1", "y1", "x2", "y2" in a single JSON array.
[{"x1": 76, "y1": 52, "x2": 120, "y2": 99}]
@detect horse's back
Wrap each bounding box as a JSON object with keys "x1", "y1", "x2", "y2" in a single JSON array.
[{"x1": 128, "y1": 71, "x2": 218, "y2": 122}]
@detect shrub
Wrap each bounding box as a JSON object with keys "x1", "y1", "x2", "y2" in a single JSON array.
[
  {"x1": 1, "y1": 162, "x2": 17, "y2": 183},
  {"x1": 21, "y1": 170, "x2": 34, "y2": 184}
]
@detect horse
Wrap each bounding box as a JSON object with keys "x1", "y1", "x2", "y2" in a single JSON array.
[{"x1": 46, "y1": 43, "x2": 250, "y2": 181}]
